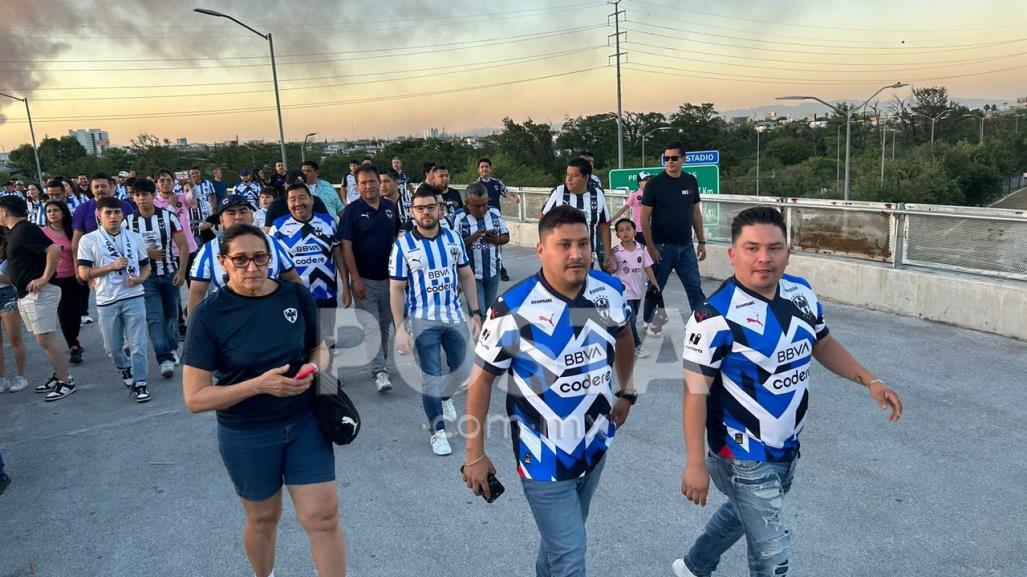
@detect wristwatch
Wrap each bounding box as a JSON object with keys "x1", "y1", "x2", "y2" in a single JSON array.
[
  {"x1": 470, "y1": 309, "x2": 483, "y2": 318},
  {"x1": 614, "y1": 390, "x2": 638, "y2": 405}
]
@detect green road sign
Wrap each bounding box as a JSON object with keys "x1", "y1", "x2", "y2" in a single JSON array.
[{"x1": 607, "y1": 165, "x2": 720, "y2": 226}]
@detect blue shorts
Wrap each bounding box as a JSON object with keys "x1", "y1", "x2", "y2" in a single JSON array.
[
  {"x1": 217, "y1": 411, "x2": 335, "y2": 502},
  {"x1": 0, "y1": 286, "x2": 17, "y2": 313}
]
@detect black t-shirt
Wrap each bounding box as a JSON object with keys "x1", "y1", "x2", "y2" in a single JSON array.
[
  {"x1": 339, "y1": 197, "x2": 399, "y2": 281},
  {"x1": 182, "y1": 281, "x2": 320, "y2": 429},
  {"x1": 641, "y1": 171, "x2": 702, "y2": 244},
  {"x1": 439, "y1": 186, "x2": 464, "y2": 213},
  {"x1": 264, "y1": 195, "x2": 329, "y2": 227},
  {"x1": 5, "y1": 219, "x2": 54, "y2": 298}
]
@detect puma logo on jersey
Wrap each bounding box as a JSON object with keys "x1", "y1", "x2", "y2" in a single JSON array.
[
  {"x1": 538, "y1": 313, "x2": 555, "y2": 327},
  {"x1": 746, "y1": 316, "x2": 763, "y2": 327}
]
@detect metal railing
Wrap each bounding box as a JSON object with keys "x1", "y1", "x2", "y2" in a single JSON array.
[{"x1": 489, "y1": 187, "x2": 1027, "y2": 281}]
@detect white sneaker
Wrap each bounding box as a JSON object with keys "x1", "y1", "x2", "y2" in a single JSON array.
[
  {"x1": 0, "y1": 377, "x2": 9, "y2": 393},
  {"x1": 636, "y1": 348, "x2": 650, "y2": 359},
  {"x1": 672, "y1": 559, "x2": 699, "y2": 577},
  {"x1": 442, "y1": 399, "x2": 458, "y2": 421},
  {"x1": 430, "y1": 431, "x2": 452, "y2": 456},
  {"x1": 374, "y1": 371, "x2": 392, "y2": 394},
  {"x1": 171, "y1": 350, "x2": 181, "y2": 366},
  {"x1": 160, "y1": 360, "x2": 175, "y2": 379},
  {"x1": 81, "y1": 315, "x2": 94, "y2": 325},
  {"x1": 7, "y1": 376, "x2": 29, "y2": 393}
]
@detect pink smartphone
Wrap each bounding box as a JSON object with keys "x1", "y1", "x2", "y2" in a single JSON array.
[{"x1": 295, "y1": 365, "x2": 318, "y2": 380}]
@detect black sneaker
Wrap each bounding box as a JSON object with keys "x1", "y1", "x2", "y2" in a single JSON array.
[
  {"x1": 69, "y1": 347, "x2": 83, "y2": 365},
  {"x1": 0, "y1": 473, "x2": 10, "y2": 495},
  {"x1": 44, "y1": 381, "x2": 76, "y2": 402},
  {"x1": 35, "y1": 373, "x2": 58, "y2": 393},
  {"x1": 120, "y1": 367, "x2": 134, "y2": 388},
  {"x1": 130, "y1": 383, "x2": 152, "y2": 403}
]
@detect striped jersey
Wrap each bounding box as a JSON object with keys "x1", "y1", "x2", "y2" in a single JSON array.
[
  {"x1": 114, "y1": 183, "x2": 130, "y2": 200},
  {"x1": 28, "y1": 200, "x2": 47, "y2": 226},
  {"x1": 452, "y1": 208, "x2": 508, "y2": 280},
  {"x1": 682, "y1": 274, "x2": 829, "y2": 462},
  {"x1": 189, "y1": 232, "x2": 295, "y2": 291},
  {"x1": 66, "y1": 193, "x2": 88, "y2": 212},
  {"x1": 125, "y1": 208, "x2": 183, "y2": 277},
  {"x1": 475, "y1": 177, "x2": 509, "y2": 209},
  {"x1": 269, "y1": 212, "x2": 339, "y2": 304},
  {"x1": 232, "y1": 182, "x2": 261, "y2": 208},
  {"x1": 541, "y1": 185, "x2": 610, "y2": 255},
  {"x1": 474, "y1": 270, "x2": 631, "y2": 481},
  {"x1": 388, "y1": 227, "x2": 470, "y2": 323}
]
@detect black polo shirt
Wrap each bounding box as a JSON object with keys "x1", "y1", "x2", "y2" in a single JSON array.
[
  {"x1": 5, "y1": 219, "x2": 55, "y2": 299},
  {"x1": 339, "y1": 197, "x2": 399, "y2": 281},
  {"x1": 641, "y1": 171, "x2": 701, "y2": 244}
]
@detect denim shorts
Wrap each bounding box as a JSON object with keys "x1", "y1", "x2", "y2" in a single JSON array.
[
  {"x1": 0, "y1": 286, "x2": 16, "y2": 313},
  {"x1": 217, "y1": 411, "x2": 336, "y2": 502}
]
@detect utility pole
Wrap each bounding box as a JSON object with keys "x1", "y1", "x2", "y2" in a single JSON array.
[{"x1": 609, "y1": 0, "x2": 626, "y2": 169}]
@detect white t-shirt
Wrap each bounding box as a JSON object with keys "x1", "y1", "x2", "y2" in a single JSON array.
[{"x1": 77, "y1": 228, "x2": 149, "y2": 306}]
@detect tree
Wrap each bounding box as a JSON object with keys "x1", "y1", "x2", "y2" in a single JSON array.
[
  {"x1": 764, "y1": 136, "x2": 810, "y2": 166},
  {"x1": 555, "y1": 113, "x2": 618, "y2": 169},
  {"x1": 486, "y1": 118, "x2": 558, "y2": 181}
]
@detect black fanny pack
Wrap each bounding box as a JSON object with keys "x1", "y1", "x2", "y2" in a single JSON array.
[{"x1": 313, "y1": 375, "x2": 361, "y2": 445}]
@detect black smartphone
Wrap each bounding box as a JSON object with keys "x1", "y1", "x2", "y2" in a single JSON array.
[{"x1": 460, "y1": 465, "x2": 505, "y2": 503}]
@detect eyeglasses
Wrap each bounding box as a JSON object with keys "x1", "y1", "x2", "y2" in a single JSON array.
[
  {"x1": 411, "y1": 203, "x2": 439, "y2": 213},
  {"x1": 223, "y1": 253, "x2": 271, "y2": 268},
  {"x1": 663, "y1": 155, "x2": 682, "y2": 162}
]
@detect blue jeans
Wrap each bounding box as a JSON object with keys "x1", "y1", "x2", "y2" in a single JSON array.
[
  {"x1": 97, "y1": 296, "x2": 149, "y2": 383},
  {"x1": 643, "y1": 242, "x2": 705, "y2": 323},
  {"x1": 410, "y1": 318, "x2": 470, "y2": 432},
  {"x1": 476, "y1": 274, "x2": 500, "y2": 313},
  {"x1": 683, "y1": 454, "x2": 797, "y2": 577},
  {"x1": 143, "y1": 273, "x2": 180, "y2": 364},
  {"x1": 521, "y1": 456, "x2": 607, "y2": 577}
]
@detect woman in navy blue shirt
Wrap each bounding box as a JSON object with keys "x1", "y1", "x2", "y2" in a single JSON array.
[{"x1": 182, "y1": 223, "x2": 344, "y2": 577}]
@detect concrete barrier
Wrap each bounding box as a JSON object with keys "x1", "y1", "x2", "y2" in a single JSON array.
[{"x1": 505, "y1": 221, "x2": 1027, "y2": 341}]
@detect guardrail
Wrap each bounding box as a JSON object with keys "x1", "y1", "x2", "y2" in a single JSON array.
[{"x1": 487, "y1": 187, "x2": 1027, "y2": 282}]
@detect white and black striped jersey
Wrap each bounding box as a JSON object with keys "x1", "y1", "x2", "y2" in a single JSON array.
[
  {"x1": 125, "y1": 208, "x2": 183, "y2": 276},
  {"x1": 452, "y1": 208, "x2": 508, "y2": 280},
  {"x1": 540, "y1": 185, "x2": 610, "y2": 255}
]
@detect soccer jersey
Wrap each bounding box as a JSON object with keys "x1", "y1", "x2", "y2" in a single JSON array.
[
  {"x1": 452, "y1": 208, "x2": 508, "y2": 280},
  {"x1": 388, "y1": 227, "x2": 470, "y2": 324},
  {"x1": 125, "y1": 208, "x2": 183, "y2": 277},
  {"x1": 682, "y1": 274, "x2": 829, "y2": 462},
  {"x1": 541, "y1": 185, "x2": 610, "y2": 257},
  {"x1": 474, "y1": 270, "x2": 631, "y2": 481},
  {"x1": 77, "y1": 227, "x2": 149, "y2": 306},
  {"x1": 27, "y1": 200, "x2": 47, "y2": 226},
  {"x1": 476, "y1": 177, "x2": 509, "y2": 209},
  {"x1": 232, "y1": 182, "x2": 261, "y2": 208},
  {"x1": 269, "y1": 212, "x2": 339, "y2": 304},
  {"x1": 611, "y1": 243, "x2": 653, "y2": 300},
  {"x1": 188, "y1": 232, "x2": 295, "y2": 291}
]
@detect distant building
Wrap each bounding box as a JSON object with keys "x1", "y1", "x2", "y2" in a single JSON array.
[
  {"x1": 68, "y1": 128, "x2": 110, "y2": 156},
  {"x1": 730, "y1": 116, "x2": 750, "y2": 125},
  {"x1": 0, "y1": 152, "x2": 10, "y2": 171},
  {"x1": 176, "y1": 137, "x2": 188, "y2": 148},
  {"x1": 424, "y1": 127, "x2": 441, "y2": 139}
]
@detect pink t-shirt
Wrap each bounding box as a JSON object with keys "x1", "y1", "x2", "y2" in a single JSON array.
[
  {"x1": 40, "y1": 225, "x2": 76, "y2": 279},
  {"x1": 154, "y1": 192, "x2": 198, "y2": 254},
  {"x1": 612, "y1": 242, "x2": 654, "y2": 300},
  {"x1": 625, "y1": 189, "x2": 644, "y2": 229}
]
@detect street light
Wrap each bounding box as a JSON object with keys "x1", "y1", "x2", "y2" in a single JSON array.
[
  {"x1": 0, "y1": 92, "x2": 44, "y2": 186},
  {"x1": 754, "y1": 124, "x2": 765, "y2": 196},
  {"x1": 911, "y1": 110, "x2": 951, "y2": 144},
  {"x1": 301, "y1": 132, "x2": 318, "y2": 163},
  {"x1": 963, "y1": 112, "x2": 987, "y2": 144},
  {"x1": 777, "y1": 82, "x2": 907, "y2": 201},
  {"x1": 641, "y1": 126, "x2": 676, "y2": 167},
  {"x1": 194, "y1": 8, "x2": 287, "y2": 169}
]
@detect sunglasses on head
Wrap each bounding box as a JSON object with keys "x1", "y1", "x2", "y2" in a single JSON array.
[{"x1": 663, "y1": 155, "x2": 682, "y2": 162}]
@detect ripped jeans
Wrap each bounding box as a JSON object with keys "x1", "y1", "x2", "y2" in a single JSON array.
[{"x1": 683, "y1": 453, "x2": 797, "y2": 577}]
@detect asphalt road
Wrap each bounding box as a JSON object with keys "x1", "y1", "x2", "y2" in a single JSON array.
[{"x1": 1, "y1": 247, "x2": 1025, "y2": 577}]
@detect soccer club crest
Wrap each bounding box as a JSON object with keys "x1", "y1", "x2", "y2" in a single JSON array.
[
  {"x1": 790, "y1": 294, "x2": 815, "y2": 322},
  {"x1": 594, "y1": 296, "x2": 611, "y2": 322},
  {"x1": 283, "y1": 307, "x2": 299, "y2": 323},
  {"x1": 449, "y1": 246, "x2": 460, "y2": 260}
]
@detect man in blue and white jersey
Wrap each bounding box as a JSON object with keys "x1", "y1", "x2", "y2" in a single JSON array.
[
  {"x1": 452, "y1": 182, "x2": 509, "y2": 312},
  {"x1": 269, "y1": 182, "x2": 343, "y2": 310},
  {"x1": 673, "y1": 206, "x2": 904, "y2": 577},
  {"x1": 476, "y1": 157, "x2": 519, "y2": 282},
  {"x1": 389, "y1": 187, "x2": 481, "y2": 457},
  {"x1": 232, "y1": 168, "x2": 261, "y2": 209},
  {"x1": 463, "y1": 204, "x2": 636, "y2": 577},
  {"x1": 114, "y1": 171, "x2": 131, "y2": 199},
  {"x1": 185, "y1": 194, "x2": 301, "y2": 314}
]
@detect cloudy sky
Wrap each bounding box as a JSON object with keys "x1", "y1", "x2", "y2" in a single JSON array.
[{"x1": 1, "y1": 0, "x2": 1024, "y2": 151}]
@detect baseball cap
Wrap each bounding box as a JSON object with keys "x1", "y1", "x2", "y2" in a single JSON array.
[
  {"x1": 218, "y1": 194, "x2": 254, "y2": 214},
  {"x1": 637, "y1": 171, "x2": 652, "y2": 181},
  {"x1": 238, "y1": 168, "x2": 252, "y2": 176},
  {"x1": 117, "y1": 170, "x2": 130, "y2": 178}
]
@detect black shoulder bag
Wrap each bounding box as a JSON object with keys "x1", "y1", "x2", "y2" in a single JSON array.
[{"x1": 313, "y1": 372, "x2": 361, "y2": 445}]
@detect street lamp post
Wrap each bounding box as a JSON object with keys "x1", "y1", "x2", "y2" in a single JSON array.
[
  {"x1": 755, "y1": 125, "x2": 763, "y2": 196},
  {"x1": 0, "y1": 92, "x2": 44, "y2": 186},
  {"x1": 641, "y1": 126, "x2": 676, "y2": 167},
  {"x1": 777, "y1": 82, "x2": 908, "y2": 201},
  {"x1": 194, "y1": 8, "x2": 288, "y2": 170},
  {"x1": 911, "y1": 110, "x2": 951, "y2": 144},
  {"x1": 301, "y1": 132, "x2": 318, "y2": 163},
  {"x1": 963, "y1": 113, "x2": 986, "y2": 144}
]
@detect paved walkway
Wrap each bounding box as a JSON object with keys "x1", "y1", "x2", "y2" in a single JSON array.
[{"x1": 1, "y1": 247, "x2": 1024, "y2": 577}]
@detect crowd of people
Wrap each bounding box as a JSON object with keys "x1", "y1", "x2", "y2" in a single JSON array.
[{"x1": 0, "y1": 144, "x2": 904, "y2": 577}]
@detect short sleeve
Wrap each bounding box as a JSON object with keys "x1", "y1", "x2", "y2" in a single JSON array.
[
  {"x1": 24, "y1": 225, "x2": 54, "y2": 255},
  {"x1": 641, "y1": 184, "x2": 655, "y2": 207},
  {"x1": 182, "y1": 314, "x2": 218, "y2": 371},
  {"x1": 641, "y1": 248, "x2": 654, "y2": 269},
  {"x1": 338, "y1": 205, "x2": 354, "y2": 241},
  {"x1": 71, "y1": 204, "x2": 89, "y2": 231},
  {"x1": 456, "y1": 236, "x2": 469, "y2": 267},
  {"x1": 540, "y1": 189, "x2": 560, "y2": 215},
  {"x1": 497, "y1": 214, "x2": 510, "y2": 235},
  {"x1": 168, "y1": 212, "x2": 183, "y2": 233},
  {"x1": 499, "y1": 181, "x2": 509, "y2": 197},
  {"x1": 691, "y1": 174, "x2": 702, "y2": 204},
  {"x1": 76, "y1": 234, "x2": 95, "y2": 266},
  {"x1": 597, "y1": 191, "x2": 610, "y2": 224},
  {"x1": 473, "y1": 300, "x2": 519, "y2": 374},
  {"x1": 130, "y1": 231, "x2": 148, "y2": 264},
  {"x1": 189, "y1": 243, "x2": 213, "y2": 281},
  {"x1": 682, "y1": 304, "x2": 733, "y2": 377},
  {"x1": 814, "y1": 298, "x2": 829, "y2": 340},
  {"x1": 269, "y1": 235, "x2": 295, "y2": 274},
  {"x1": 388, "y1": 239, "x2": 405, "y2": 280}
]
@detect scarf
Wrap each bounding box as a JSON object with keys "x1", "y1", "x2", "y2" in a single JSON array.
[{"x1": 97, "y1": 225, "x2": 140, "y2": 278}]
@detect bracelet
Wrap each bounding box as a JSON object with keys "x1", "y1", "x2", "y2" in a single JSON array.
[
  {"x1": 867, "y1": 378, "x2": 886, "y2": 388},
  {"x1": 697, "y1": 241, "x2": 706, "y2": 244},
  {"x1": 464, "y1": 453, "x2": 486, "y2": 468}
]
